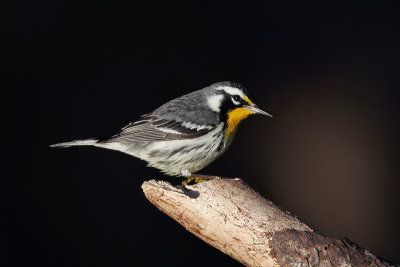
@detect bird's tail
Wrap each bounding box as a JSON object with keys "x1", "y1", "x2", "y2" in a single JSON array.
[{"x1": 50, "y1": 139, "x2": 98, "y2": 148}]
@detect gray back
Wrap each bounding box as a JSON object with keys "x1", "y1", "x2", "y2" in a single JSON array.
[{"x1": 151, "y1": 85, "x2": 220, "y2": 126}]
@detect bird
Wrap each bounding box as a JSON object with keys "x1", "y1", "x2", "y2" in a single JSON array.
[{"x1": 50, "y1": 81, "x2": 272, "y2": 186}]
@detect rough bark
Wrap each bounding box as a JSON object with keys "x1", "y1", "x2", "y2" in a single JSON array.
[{"x1": 141, "y1": 178, "x2": 395, "y2": 267}]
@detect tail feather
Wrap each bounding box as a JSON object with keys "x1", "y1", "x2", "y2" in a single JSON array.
[{"x1": 50, "y1": 139, "x2": 98, "y2": 148}]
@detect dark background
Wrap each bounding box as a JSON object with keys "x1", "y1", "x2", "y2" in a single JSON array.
[{"x1": 3, "y1": 1, "x2": 400, "y2": 266}]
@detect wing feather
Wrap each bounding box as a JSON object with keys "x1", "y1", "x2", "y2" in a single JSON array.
[{"x1": 103, "y1": 114, "x2": 215, "y2": 143}]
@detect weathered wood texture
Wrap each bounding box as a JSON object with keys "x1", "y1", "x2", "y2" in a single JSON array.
[{"x1": 142, "y1": 178, "x2": 395, "y2": 267}]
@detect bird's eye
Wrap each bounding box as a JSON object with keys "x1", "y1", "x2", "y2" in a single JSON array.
[{"x1": 232, "y1": 95, "x2": 241, "y2": 102}]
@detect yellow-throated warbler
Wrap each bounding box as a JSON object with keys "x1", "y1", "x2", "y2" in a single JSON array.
[{"x1": 51, "y1": 82, "x2": 272, "y2": 185}]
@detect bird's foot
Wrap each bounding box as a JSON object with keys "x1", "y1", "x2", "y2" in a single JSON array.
[{"x1": 181, "y1": 174, "x2": 220, "y2": 189}]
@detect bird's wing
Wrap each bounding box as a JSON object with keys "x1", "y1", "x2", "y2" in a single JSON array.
[{"x1": 105, "y1": 114, "x2": 216, "y2": 142}]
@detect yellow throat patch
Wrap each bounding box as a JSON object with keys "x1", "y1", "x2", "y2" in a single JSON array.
[{"x1": 225, "y1": 107, "x2": 254, "y2": 140}]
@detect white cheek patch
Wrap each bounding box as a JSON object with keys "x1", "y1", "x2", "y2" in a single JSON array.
[{"x1": 207, "y1": 94, "x2": 224, "y2": 112}]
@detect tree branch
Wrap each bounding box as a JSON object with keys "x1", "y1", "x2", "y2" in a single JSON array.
[{"x1": 142, "y1": 178, "x2": 394, "y2": 266}]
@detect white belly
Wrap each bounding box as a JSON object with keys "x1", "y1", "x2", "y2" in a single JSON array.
[{"x1": 141, "y1": 123, "x2": 228, "y2": 176}]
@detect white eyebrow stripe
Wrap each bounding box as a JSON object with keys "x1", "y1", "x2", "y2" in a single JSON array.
[{"x1": 216, "y1": 86, "x2": 245, "y2": 99}]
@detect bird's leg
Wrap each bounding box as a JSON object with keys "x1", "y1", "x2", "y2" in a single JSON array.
[
  {"x1": 181, "y1": 170, "x2": 194, "y2": 189},
  {"x1": 181, "y1": 177, "x2": 195, "y2": 188},
  {"x1": 181, "y1": 174, "x2": 220, "y2": 188},
  {"x1": 191, "y1": 174, "x2": 220, "y2": 183}
]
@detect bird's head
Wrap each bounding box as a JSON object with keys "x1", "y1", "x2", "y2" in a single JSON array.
[{"x1": 207, "y1": 82, "x2": 272, "y2": 139}]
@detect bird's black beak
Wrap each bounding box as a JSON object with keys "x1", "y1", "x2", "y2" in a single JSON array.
[{"x1": 245, "y1": 105, "x2": 273, "y2": 117}]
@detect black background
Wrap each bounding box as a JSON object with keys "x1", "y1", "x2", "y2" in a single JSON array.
[{"x1": 3, "y1": 1, "x2": 400, "y2": 266}]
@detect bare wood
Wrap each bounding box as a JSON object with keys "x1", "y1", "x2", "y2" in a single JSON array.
[{"x1": 142, "y1": 178, "x2": 394, "y2": 267}]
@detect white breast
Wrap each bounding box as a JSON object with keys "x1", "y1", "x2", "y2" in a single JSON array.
[{"x1": 141, "y1": 123, "x2": 227, "y2": 176}]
